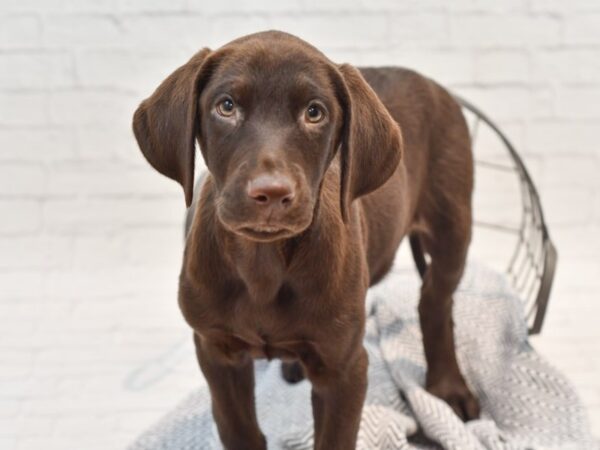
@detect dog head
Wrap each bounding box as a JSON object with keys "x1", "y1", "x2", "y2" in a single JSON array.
[{"x1": 133, "y1": 31, "x2": 403, "y2": 242}]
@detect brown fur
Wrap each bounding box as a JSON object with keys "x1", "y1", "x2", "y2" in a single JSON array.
[{"x1": 133, "y1": 31, "x2": 478, "y2": 450}]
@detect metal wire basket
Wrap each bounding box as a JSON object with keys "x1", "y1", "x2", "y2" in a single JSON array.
[
  {"x1": 457, "y1": 97, "x2": 557, "y2": 335},
  {"x1": 190, "y1": 96, "x2": 556, "y2": 335}
]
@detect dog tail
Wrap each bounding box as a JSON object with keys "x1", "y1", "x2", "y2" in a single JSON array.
[{"x1": 409, "y1": 233, "x2": 428, "y2": 279}]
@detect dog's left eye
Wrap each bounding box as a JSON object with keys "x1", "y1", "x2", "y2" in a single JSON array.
[
  {"x1": 216, "y1": 97, "x2": 236, "y2": 117},
  {"x1": 305, "y1": 104, "x2": 324, "y2": 123}
]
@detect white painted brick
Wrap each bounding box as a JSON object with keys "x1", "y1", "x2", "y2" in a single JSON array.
[
  {"x1": 200, "y1": 0, "x2": 406, "y2": 14},
  {"x1": 43, "y1": 198, "x2": 183, "y2": 234},
  {"x1": 0, "y1": 52, "x2": 74, "y2": 89},
  {"x1": 75, "y1": 49, "x2": 190, "y2": 92},
  {"x1": 550, "y1": 226, "x2": 600, "y2": 261},
  {"x1": 557, "y1": 88, "x2": 600, "y2": 120},
  {"x1": 42, "y1": 14, "x2": 124, "y2": 48},
  {"x1": 120, "y1": 15, "x2": 210, "y2": 51},
  {"x1": 356, "y1": 0, "x2": 446, "y2": 12},
  {"x1": 0, "y1": 377, "x2": 44, "y2": 399},
  {"x1": 13, "y1": 417, "x2": 55, "y2": 438},
  {"x1": 266, "y1": 14, "x2": 388, "y2": 50},
  {"x1": 2, "y1": 0, "x2": 115, "y2": 13},
  {"x1": 531, "y1": 49, "x2": 600, "y2": 85},
  {"x1": 526, "y1": 121, "x2": 599, "y2": 155},
  {"x1": 0, "y1": 15, "x2": 40, "y2": 49},
  {"x1": 531, "y1": 0, "x2": 600, "y2": 13},
  {"x1": 266, "y1": 0, "x2": 343, "y2": 12},
  {"x1": 0, "y1": 200, "x2": 41, "y2": 234},
  {"x1": 0, "y1": 398, "x2": 21, "y2": 418},
  {"x1": 540, "y1": 155, "x2": 600, "y2": 190},
  {"x1": 46, "y1": 161, "x2": 175, "y2": 197},
  {"x1": 0, "y1": 358, "x2": 33, "y2": 381},
  {"x1": 449, "y1": 15, "x2": 561, "y2": 48},
  {"x1": 74, "y1": 127, "x2": 145, "y2": 164},
  {"x1": 124, "y1": 228, "x2": 183, "y2": 267},
  {"x1": 565, "y1": 13, "x2": 600, "y2": 44},
  {"x1": 0, "y1": 298, "x2": 47, "y2": 326},
  {"x1": 543, "y1": 186, "x2": 595, "y2": 228},
  {"x1": 320, "y1": 48, "x2": 366, "y2": 65},
  {"x1": 0, "y1": 129, "x2": 76, "y2": 162},
  {"x1": 0, "y1": 164, "x2": 45, "y2": 196},
  {"x1": 48, "y1": 91, "x2": 136, "y2": 126},
  {"x1": 446, "y1": 0, "x2": 527, "y2": 13},
  {"x1": 0, "y1": 93, "x2": 48, "y2": 127},
  {"x1": 205, "y1": 16, "x2": 272, "y2": 48},
  {"x1": 481, "y1": 121, "x2": 527, "y2": 157},
  {"x1": 455, "y1": 86, "x2": 552, "y2": 121},
  {"x1": 70, "y1": 235, "x2": 128, "y2": 269},
  {"x1": 387, "y1": 13, "x2": 449, "y2": 48},
  {"x1": 0, "y1": 438, "x2": 17, "y2": 450},
  {"x1": 116, "y1": 0, "x2": 187, "y2": 13},
  {"x1": 331, "y1": 49, "x2": 475, "y2": 85},
  {"x1": 0, "y1": 271, "x2": 44, "y2": 301},
  {"x1": 0, "y1": 379, "x2": 50, "y2": 400},
  {"x1": 0, "y1": 418, "x2": 19, "y2": 437},
  {"x1": 474, "y1": 50, "x2": 529, "y2": 84},
  {"x1": 0, "y1": 236, "x2": 72, "y2": 269},
  {"x1": 391, "y1": 50, "x2": 474, "y2": 85}
]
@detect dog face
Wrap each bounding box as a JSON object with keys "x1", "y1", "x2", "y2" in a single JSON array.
[
  {"x1": 133, "y1": 31, "x2": 403, "y2": 242},
  {"x1": 197, "y1": 44, "x2": 344, "y2": 241}
]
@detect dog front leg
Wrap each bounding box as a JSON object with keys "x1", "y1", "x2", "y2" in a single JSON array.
[
  {"x1": 308, "y1": 346, "x2": 368, "y2": 450},
  {"x1": 193, "y1": 333, "x2": 266, "y2": 450}
]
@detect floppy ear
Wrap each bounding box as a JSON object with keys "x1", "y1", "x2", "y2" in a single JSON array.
[
  {"x1": 132, "y1": 48, "x2": 212, "y2": 207},
  {"x1": 335, "y1": 64, "x2": 404, "y2": 222}
]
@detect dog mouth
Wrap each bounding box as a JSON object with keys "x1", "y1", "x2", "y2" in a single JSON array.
[
  {"x1": 237, "y1": 226, "x2": 294, "y2": 241},
  {"x1": 216, "y1": 200, "x2": 312, "y2": 242}
]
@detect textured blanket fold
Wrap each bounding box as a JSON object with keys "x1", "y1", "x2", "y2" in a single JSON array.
[{"x1": 129, "y1": 265, "x2": 595, "y2": 450}]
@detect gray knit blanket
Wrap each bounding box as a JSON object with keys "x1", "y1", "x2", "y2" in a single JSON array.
[{"x1": 129, "y1": 264, "x2": 595, "y2": 449}]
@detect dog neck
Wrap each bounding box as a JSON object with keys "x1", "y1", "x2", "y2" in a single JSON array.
[{"x1": 217, "y1": 205, "x2": 319, "y2": 305}]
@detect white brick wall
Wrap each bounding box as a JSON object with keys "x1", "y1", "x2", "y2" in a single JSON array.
[{"x1": 1, "y1": 1, "x2": 599, "y2": 448}]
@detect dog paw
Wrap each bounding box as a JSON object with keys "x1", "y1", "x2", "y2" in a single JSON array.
[
  {"x1": 281, "y1": 361, "x2": 305, "y2": 384},
  {"x1": 426, "y1": 378, "x2": 480, "y2": 421}
]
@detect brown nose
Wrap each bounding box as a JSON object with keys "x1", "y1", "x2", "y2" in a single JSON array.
[{"x1": 247, "y1": 175, "x2": 294, "y2": 207}]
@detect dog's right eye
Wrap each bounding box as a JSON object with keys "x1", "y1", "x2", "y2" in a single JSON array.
[
  {"x1": 305, "y1": 103, "x2": 324, "y2": 123},
  {"x1": 216, "y1": 97, "x2": 236, "y2": 117}
]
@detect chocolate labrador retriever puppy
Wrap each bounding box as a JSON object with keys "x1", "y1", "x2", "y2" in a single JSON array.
[{"x1": 133, "y1": 30, "x2": 478, "y2": 449}]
